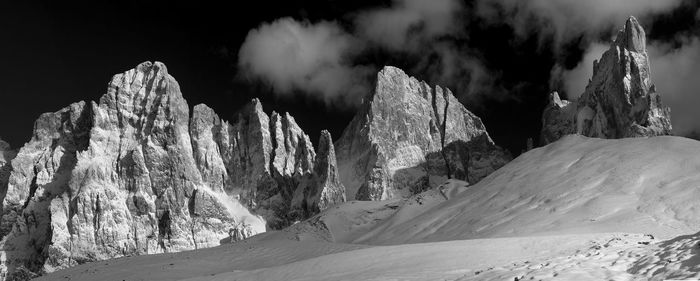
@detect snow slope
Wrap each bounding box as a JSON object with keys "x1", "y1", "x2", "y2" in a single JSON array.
[
  {"x1": 314, "y1": 135, "x2": 700, "y2": 244},
  {"x1": 42, "y1": 230, "x2": 700, "y2": 281},
  {"x1": 40, "y1": 135, "x2": 700, "y2": 280}
]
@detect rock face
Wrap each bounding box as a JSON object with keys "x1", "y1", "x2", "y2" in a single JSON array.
[
  {"x1": 0, "y1": 139, "x2": 16, "y2": 206},
  {"x1": 292, "y1": 130, "x2": 346, "y2": 219},
  {"x1": 335, "y1": 66, "x2": 511, "y2": 201},
  {"x1": 540, "y1": 92, "x2": 577, "y2": 145},
  {"x1": 189, "y1": 102, "x2": 340, "y2": 229},
  {"x1": 0, "y1": 62, "x2": 342, "y2": 279},
  {"x1": 542, "y1": 17, "x2": 672, "y2": 145}
]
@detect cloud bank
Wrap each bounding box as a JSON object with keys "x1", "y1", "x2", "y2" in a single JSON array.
[
  {"x1": 237, "y1": 0, "x2": 501, "y2": 108},
  {"x1": 354, "y1": 0, "x2": 460, "y2": 51},
  {"x1": 552, "y1": 43, "x2": 608, "y2": 100},
  {"x1": 476, "y1": 0, "x2": 684, "y2": 44},
  {"x1": 237, "y1": 18, "x2": 371, "y2": 106},
  {"x1": 649, "y1": 37, "x2": 700, "y2": 136}
]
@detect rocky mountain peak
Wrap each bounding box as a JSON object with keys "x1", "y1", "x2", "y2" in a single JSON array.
[
  {"x1": 336, "y1": 66, "x2": 511, "y2": 201},
  {"x1": 0, "y1": 62, "x2": 345, "y2": 279},
  {"x1": 616, "y1": 16, "x2": 646, "y2": 53},
  {"x1": 541, "y1": 17, "x2": 672, "y2": 145}
]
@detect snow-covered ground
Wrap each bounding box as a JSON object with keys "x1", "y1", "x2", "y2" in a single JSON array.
[{"x1": 40, "y1": 135, "x2": 700, "y2": 280}]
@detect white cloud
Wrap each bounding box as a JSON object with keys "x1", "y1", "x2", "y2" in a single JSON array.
[
  {"x1": 648, "y1": 37, "x2": 700, "y2": 136},
  {"x1": 555, "y1": 43, "x2": 608, "y2": 100},
  {"x1": 354, "y1": 0, "x2": 461, "y2": 51},
  {"x1": 237, "y1": 17, "x2": 371, "y2": 106},
  {"x1": 237, "y1": 0, "x2": 493, "y2": 107},
  {"x1": 477, "y1": 0, "x2": 684, "y2": 44}
]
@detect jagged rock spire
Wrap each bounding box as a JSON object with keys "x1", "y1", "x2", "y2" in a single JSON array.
[
  {"x1": 617, "y1": 16, "x2": 646, "y2": 53},
  {"x1": 541, "y1": 17, "x2": 672, "y2": 145},
  {"x1": 292, "y1": 130, "x2": 346, "y2": 218}
]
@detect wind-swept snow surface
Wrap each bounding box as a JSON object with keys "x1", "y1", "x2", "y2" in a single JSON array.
[
  {"x1": 335, "y1": 135, "x2": 700, "y2": 244},
  {"x1": 41, "y1": 135, "x2": 700, "y2": 280}
]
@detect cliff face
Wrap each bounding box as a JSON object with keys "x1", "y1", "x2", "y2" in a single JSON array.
[
  {"x1": 291, "y1": 130, "x2": 346, "y2": 219},
  {"x1": 189, "y1": 101, "x2": 335, "y2": 229},
  {"x1": 542, "y1": 17, "x2": 672, "y2": 145},
  {"x1": 0, "y1": 139, "x2": 16, "y2": 220},
  {"x1": 335, "y1": 66, "x2": 511, "y2": 201},
  {"x1": 0, "y1": 62, "x2": 344, "y2": 279}
]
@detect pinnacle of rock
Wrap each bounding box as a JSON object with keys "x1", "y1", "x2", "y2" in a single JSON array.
[
  {"x1": 541, "y1": 17, "x2": 672, "y2": 144},
  {"x1": 617, "y1": 16, "x2": 646, "y2": 53}
]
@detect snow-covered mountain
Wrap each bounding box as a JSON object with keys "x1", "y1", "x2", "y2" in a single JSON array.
[{"x1": 10, "y1": 15, "x2": 700, "y2": 281}]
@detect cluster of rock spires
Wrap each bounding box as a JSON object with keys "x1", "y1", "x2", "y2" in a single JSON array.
[
  {"x1": 0, "y1": 62, "x2": 346, "y2": 279},
  {"x1": 335, "y1": 66, "x2": 511, "y2": 201},
  {"x1": 541, "y1": 16, "x2": 672, "y2": 144},
  {"x1": 0, "y1": 61, "x2": 509, "y2": 279}
]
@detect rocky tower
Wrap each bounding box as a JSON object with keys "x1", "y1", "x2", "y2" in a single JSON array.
[
  {"x1": 541, "y1": 17, "x2": 672, "y2": 145},
  {"x1": 335, "y1": 66, "x2": 511, "y2": 201},
  {"x1": 0, "y1": 62, "x2": 341, "y2": 279},
  {"x1": 291, "y1": 130, "x2": 346, "y2": 219}
]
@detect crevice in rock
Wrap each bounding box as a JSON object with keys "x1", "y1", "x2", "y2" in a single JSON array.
[
  {"x1": 22, "y1": 166, "x2": 40, "y2": 209},
  {"x1": 438, "y1": 90, "x2": 453, "y2": 179},
  {"x1": 93, "y1": 194, "x2": 102, "y2": 245},
  {"x1": 188, "y1": 189, "x2": 197, "y2": 217},
  {"x1": 157, "y1": 209, "x2": 172, "y2": 251}
]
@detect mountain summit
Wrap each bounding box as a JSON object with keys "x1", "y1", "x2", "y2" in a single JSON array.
[
  {"x1": 335, "y1": 66, "x2": 511, "y2": 201},
  {"x1": 0, "y1": 62, "x2": 344, "y2": 279},
  {"x1": 542, "y1": 17, "x2": 672, "y2": 144}
]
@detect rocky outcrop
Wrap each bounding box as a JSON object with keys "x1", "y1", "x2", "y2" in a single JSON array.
[
  {"x1": 190, "y1": 102, "x2": 323, "y2": 229},
  {"x1": 1, "y1": 101, "x2": 93, "y2": 278},
  {"x1": 0, "y1": 61, "x2": 339, "y2": 279},
  {"x1": 292, "y1": 130, "x2": 346, "y2": 219},
  {"x1": 540, "y1": 92, "x2": 577, "y2": 145},
  {"x1": 542, "y1": 17, "x2": 672, "y2": 145},
  {"x1": 0, "y1": 139, "x2": 16, "y2": 212},
  {"x1": 335, "y1": 66, "x2": 511, "y2": 201}
]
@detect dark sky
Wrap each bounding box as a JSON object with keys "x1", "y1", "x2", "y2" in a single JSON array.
[{"x1": 1, "y1": 0, "x2": 698, "y2": 155}]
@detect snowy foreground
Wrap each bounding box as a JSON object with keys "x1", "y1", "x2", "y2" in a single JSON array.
[{"x1": 41, "y1": 135, "x2": 700, "y2": 280}]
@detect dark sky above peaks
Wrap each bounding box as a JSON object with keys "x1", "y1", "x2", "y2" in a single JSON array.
[{"x1": 1, "y1": 0, "x2": 699, "y2": 154}]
